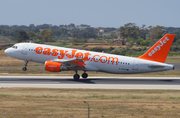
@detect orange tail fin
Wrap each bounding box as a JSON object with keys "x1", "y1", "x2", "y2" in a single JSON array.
[{"x1": 138, "y1": 34, "x2": 175, "y2": 63}]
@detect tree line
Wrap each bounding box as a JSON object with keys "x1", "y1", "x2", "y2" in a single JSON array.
[
  {"x1": 17, "y1": 29, "x2": 54, "y2": 43},
  {"x1": 119, "y1": 23, "x2": 180, "y2": 46},
  {"x1": 0, "y1": 23, "x2": 180, "y2": 47}
]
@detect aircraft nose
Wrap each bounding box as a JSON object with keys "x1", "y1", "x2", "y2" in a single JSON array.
[{"x1": 4, "y1": 48, "x2": 11, "y2": 56}]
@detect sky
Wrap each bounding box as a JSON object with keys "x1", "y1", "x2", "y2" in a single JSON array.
[{"x1": 0, "y1": 0, "x2": 180, "y2": 28}]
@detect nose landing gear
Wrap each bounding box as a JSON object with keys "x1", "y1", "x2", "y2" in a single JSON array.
[{"x1": 22, "y1": 61, "x2": 28, "y2": 71}]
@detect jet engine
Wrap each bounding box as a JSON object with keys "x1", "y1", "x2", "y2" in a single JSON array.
[{"x1": 45, "y1": 61, "x2": 69, "y2": 72}]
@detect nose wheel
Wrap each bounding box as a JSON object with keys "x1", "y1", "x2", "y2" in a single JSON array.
[
  {"x1": 22, "y1": 61, "x2": 28, "y2": 71},
  {"x1": 22, "y1": 67, "x2": 27, "y2": 71}
]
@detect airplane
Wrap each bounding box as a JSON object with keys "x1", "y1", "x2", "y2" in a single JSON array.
[{"x1": 4, "y1": 34, "x2": 175, "y2": 80}]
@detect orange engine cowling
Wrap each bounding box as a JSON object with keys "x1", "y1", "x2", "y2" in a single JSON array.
[{"x1": 45, "y1": 61, "x2": 68, "y2": 72}]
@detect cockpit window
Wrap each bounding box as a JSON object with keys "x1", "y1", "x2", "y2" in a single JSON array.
[{"x1": 12, "y1": 45, "x2": 18, "y2": 49}]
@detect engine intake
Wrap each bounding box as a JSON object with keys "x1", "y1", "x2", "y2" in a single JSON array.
[{"x1": 45, "y1": 61, "x2": 68, "y2": 72}]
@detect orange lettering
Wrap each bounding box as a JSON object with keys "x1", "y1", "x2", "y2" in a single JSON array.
[
  {"x1": 83, "y1": 52, "x2": 91, "y2": 61},
  {"x1": 35, "y1": 47, "x2": 43, "y2": 54},
  {"x1": 67, "y1": 50, "x2": 77, "y2": 58},
  {"x1": 76, "y1": 52, "x2": 83, "y2": 58},
  {"x1": 58, "y1": 50, "x2": 68, "y2": 59},
  {"x1": 108, "y1": 57, "x2": 118, "y2": 65},
  {"x1": 52, "y1": 49, "x2": 58, "y2": 56},
  {"x1": 43, "y1": 48, "x2": 51, "y2": 55},
  {"x1": 100, "y1": 56, "x2": 107, "y2": 63},
  {"x1": 93, "y1": 55, "x2": 100, "y2": 62}
]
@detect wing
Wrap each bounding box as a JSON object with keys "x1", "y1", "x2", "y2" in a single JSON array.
[{"x1": 50, "y1": 58, "x2": 86, "y2": 70}]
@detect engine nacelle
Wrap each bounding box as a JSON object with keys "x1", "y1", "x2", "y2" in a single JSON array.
[{"x1": 45, "y1": 61, "x2": 69, "y2": 72}]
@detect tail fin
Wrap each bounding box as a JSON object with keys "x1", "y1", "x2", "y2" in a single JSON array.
[{"x1": 138, "y1": 34, "x2": 175, "y2": 63}]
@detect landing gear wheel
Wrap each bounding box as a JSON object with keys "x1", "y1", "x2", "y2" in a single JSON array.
[
  {"x1": 82, "y1": 73, "x2": 88, "y2": 79},
  {"x1": 22, "y1": 67, "x2": 27, "y2": 71},
  {"x1": 73, "y1": 74, "x2": 80, "y2": 80},
  {"x1": 22, "y1": 61, "x2": 28, "y2": 71}
]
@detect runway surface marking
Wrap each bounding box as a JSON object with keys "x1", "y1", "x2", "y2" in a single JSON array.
[{"x1": 0, "y1": 76, "x2": 179, "y2": 89}]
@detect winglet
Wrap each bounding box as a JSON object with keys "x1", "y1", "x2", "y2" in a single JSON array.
[{"x1": 138, "y1": 34, "x2": 175, "y2": 63}]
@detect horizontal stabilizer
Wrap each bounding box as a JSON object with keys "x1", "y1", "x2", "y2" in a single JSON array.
[{"x1": 148, "y1": 65, "x2": 165, "y2": 69}]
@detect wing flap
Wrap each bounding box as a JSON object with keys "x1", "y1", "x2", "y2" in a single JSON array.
[
  {"x1": 51, "y1": 58, "x2": 83, "y2": 63},
  {"x1": 50, "y1": 58, "x2": 85, "y2": 69}
]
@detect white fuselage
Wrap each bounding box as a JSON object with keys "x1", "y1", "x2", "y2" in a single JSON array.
[{"x1": 4, "y1": 43, "x2": 174, "y2": 74}]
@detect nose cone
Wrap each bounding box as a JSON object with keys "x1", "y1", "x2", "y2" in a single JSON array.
[{"x1": 4, "y1": 48, "x2": 11, "y2": 56}]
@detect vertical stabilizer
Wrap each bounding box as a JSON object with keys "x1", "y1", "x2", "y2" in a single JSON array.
[{"x1": 138, "y1": 34, "x2": 175, "y2": 63}]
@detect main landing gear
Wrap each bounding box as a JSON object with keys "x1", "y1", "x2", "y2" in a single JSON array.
[
  {"x1": 82, "y1": 72, "x2": 88, "y2": 79},
  {"x1": 73, "y1": 71, "x2": 88, "y2": 80},
  {"x1": 22, "y1": 61, "x2": 28, "y2": 71}
]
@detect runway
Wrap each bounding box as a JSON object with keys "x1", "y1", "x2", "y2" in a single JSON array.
[{"x1": 0, "y1": 76, "x2": 180, "y2": 89}]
